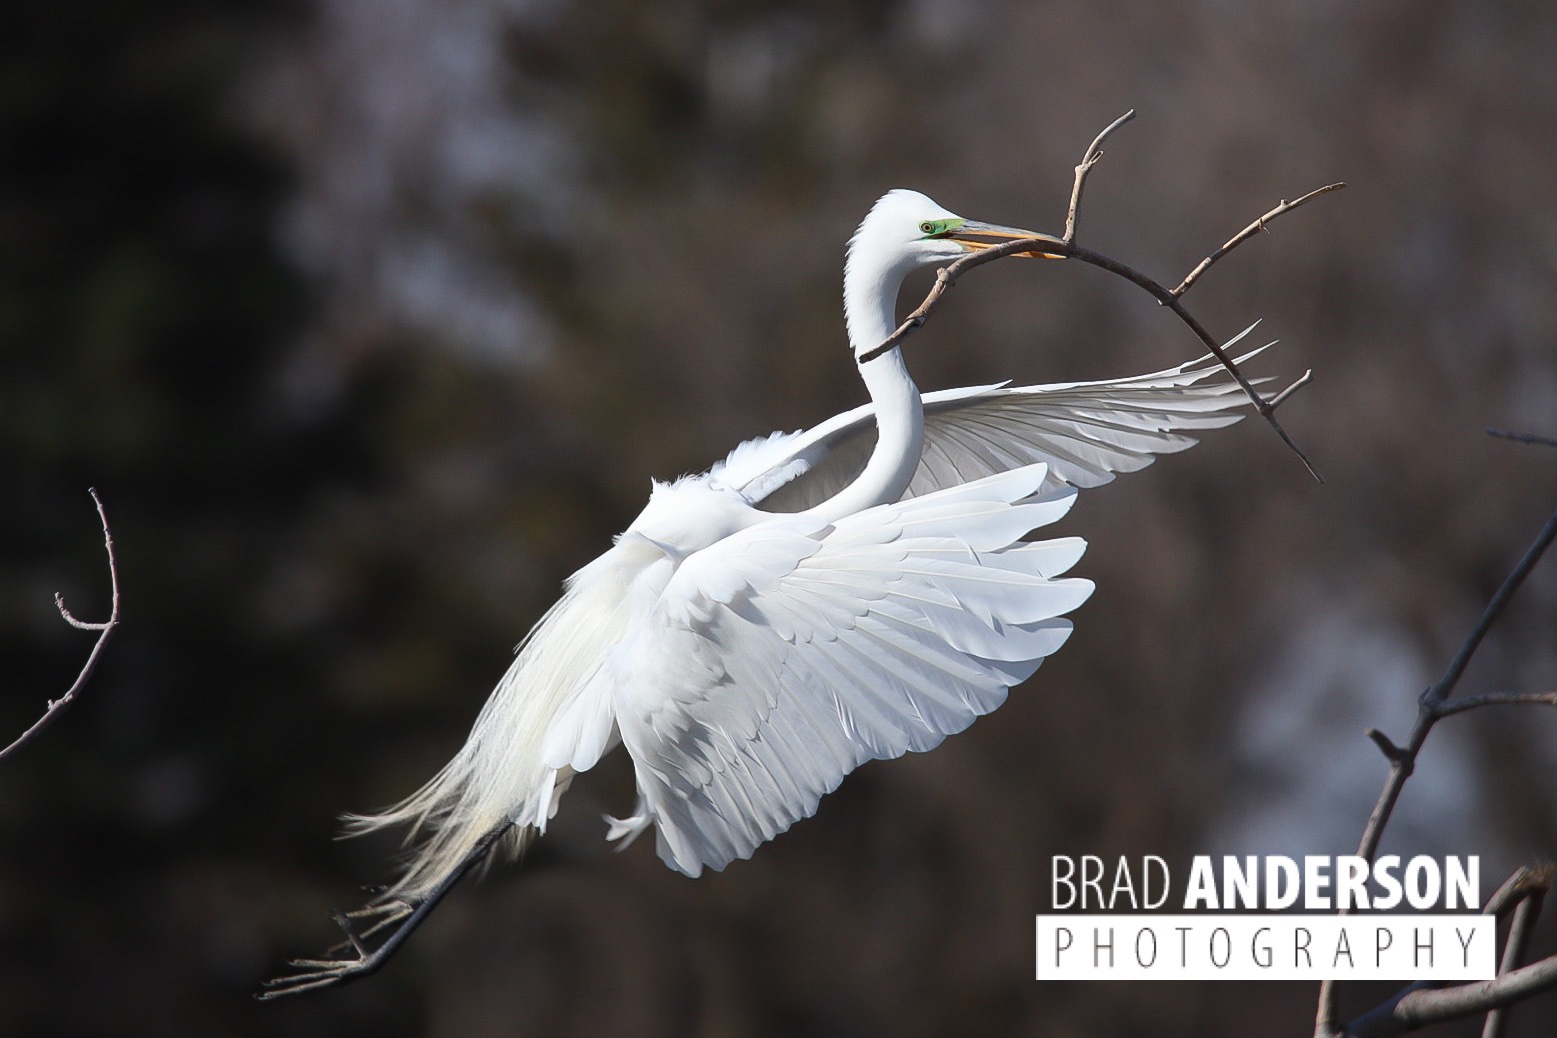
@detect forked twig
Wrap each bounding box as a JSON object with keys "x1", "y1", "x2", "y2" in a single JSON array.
[
  {"x1": 1482, "y1": 868, "x2": 1549, "y2": 1038},
  {"x1": 1337, "y1": 866, "x2": 1556, "y2": 1038},
  {"x1": 1432, "y1": 690, "x2": 1557, "y2": 718},
  {"x1": 1483, "y1": 864, "x2": 1554, "y2": 921},
  {"x1": 0, "y1": 489, "x2": 121, "y2": 762},
  {"x1": 859, "y1": 111, "x2": 1338, "y2": 482},
  {"x1": 1313, "y1": 503, "x2": 1557, "y2": 1037},
  {"x1": 1064, "y1": 109, "x2": 1136, "y2": 244}
]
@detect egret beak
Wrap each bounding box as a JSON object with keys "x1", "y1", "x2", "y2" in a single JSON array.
[{"x1": 948, "y1": 220, "x2": 1065, "y2": 259}]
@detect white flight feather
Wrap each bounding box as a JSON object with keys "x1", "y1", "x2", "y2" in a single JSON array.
[
  {"x1": 752, "y1": 332, "x2": 1271, "y2": 512},
  {"x1": 610, "y1": 462, "x2": 1093, "y2": 877}
]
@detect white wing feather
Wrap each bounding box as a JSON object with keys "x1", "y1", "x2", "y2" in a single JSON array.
[
  {"x1": 751, "y1": 338, "x2": 1268, "y2": 512},
  {"x1": 608, "y1": 463, "x2": 1092, "y2": 877}
]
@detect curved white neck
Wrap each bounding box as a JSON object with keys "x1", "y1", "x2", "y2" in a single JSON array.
[{"x1": 801, "y1": 255, "x2": 925, "y2": 523}]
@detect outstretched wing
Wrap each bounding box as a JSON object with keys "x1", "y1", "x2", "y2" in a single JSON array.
[
  {"x1": 751, "y1": 339, "x2": 1268, "y2": 512},
  {"x1": 610, "y1": 464, "x2": 1093, "y2": 877}
]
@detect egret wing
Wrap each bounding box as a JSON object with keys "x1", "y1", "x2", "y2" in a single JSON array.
[
  {"x1": 752, "y1": 340, "x2": 1267, "y2": 512},
  {"x1": 610, "y1": 464, "x2": 1093, "y2": 877}
]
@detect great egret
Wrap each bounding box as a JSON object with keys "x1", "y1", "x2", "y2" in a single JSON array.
[{"x1": 268, "y1": 189, "x2": 1259, "y2": 993}]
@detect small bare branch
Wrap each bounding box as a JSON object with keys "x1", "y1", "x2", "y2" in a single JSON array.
[
  {"x1": 1482, "y1": 878, "x2": 1547, "y2": 1038},
  {"x1": 1342, "y1": 956, "x2": 1557, "y2": 1037},
  {"x1": 1487, "y1": 428, "x2": 1557, "y2": 448},
  {"x1": 1054, "y1": 236, "x2": 1326, "y2": 481},
  {"x1": 1063, "y1": 109, "x2": 1135, "y2": 244},
  {"x1": 1173, "y1": 183, "x2": 1346, "y2": 297},
  {"x1": 1427, "y1": 506, "x2": 1557, "y2": 712},
  {"x1": 1432, "y1": 691, "x2": 1557, "y2": 719},
  {"x1": 1366, "y1": 727, "x2": 1407, "y2": 762},
  {"x1": 0, "y1": 490, "x2": 121, "y2": 763},
  {"x1": 1268, "y1": 369, "x2": 1315, "y2": 410},
  {"x1": 1483, "y1": 863, "x2": 1555, "y2": 919}
]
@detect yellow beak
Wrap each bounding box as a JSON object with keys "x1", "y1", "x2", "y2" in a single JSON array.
[{"x1": 948, "y1": 220, "x2": 1065, "y2": 259}]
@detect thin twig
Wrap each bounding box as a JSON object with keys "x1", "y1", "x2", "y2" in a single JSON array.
[
  {"x1": 1063, "y1": 109, "x2": 1135, "y2": 244},
  {"x1": 1487, "y1": 428, "x2": 1557, "y2": 448},
  {"x1": 1267, "y1": 369, "x2": 1315, "y2": 409},
  {"x1": 1366, "y1": 727, "x2": 1407, "y2": 762},
  {"x1": 1342, "y1": 956, "x2": 1557, "y2": 1036},
  {"x1": 1482, "y1": 881, "x2": 1547, "y2": 1038},
  {"x1": 0, "y1": 489, "x2": 121, "y2": 762},
  {"x1": 1426, "y1": 506, "x2": 1557, "y2": 712},
  {"x1": 1173, "y1": 183, "x2": 1347, "y2": 297},
  {"x1": 1482, "y1": 863, "x2": 1555, "y2": 920},
  {"x1": 1432, "y1": 691, "x2": 1557, "y2": 719}
]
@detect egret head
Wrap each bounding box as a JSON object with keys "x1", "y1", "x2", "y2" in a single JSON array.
[
  {"x1": 844, "y1": 189, "x2": 1051, "y2": 357},
  {"x1": 850, "y1": 189, "x2": 1048, "y2": 270}
]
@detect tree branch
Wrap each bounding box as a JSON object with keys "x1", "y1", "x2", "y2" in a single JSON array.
[
  {"x1": 1353, "y1": 505, "x2": 1557, "y2": 866},
  {"x1": 1063, "y1": 109, "x2": 1136, "y2": 244},
  {"x1": 1483, "y1": 863, "x2": 1554, "y2": 920},
  {"x1": 1431, "y1": 691, "x2": 1557, "y2": 719},
  {"x1": 858, "y1": 113, "x2": 1338, "y2": 482},
  {"x1": 1487, "y1": 428, "x2": 1557, "y2": 448},
  {"x1": 1315, "y1": 504, "x2": 1557, "y2": 1036},
  {"x1": 1336, "y1": 865, "x2": 1555, "y2": 1038},
  {"x1": 1343, "y1": 957, "x2": 1557, "y2": 1037},
  {"x1": 1173, "y1": 183, "x2": 1346, "y2": 297},
  {"x1": 1482, "y1": 875, "x2": 1547, "y2": 1038},
  {"x1": 0, "y1": 489, "x2": 121, "y2": 762}
]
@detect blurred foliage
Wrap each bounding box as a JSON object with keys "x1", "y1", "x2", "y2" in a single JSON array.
[{"x1": 3, "y1": 0, "x2": 1557, "y2": 1036}]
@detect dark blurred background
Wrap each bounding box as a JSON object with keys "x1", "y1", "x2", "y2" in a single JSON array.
[{"x1": 3, "y1": 0, "x2": 1556, "y2": 1034}]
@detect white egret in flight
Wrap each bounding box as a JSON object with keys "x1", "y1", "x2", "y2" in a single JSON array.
[{"x1": 268, "y1": 190, "x2": 1259, "y2": 993}]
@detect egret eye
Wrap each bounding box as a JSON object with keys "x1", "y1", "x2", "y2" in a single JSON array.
[{"x1": 919, "y1": 220, "x2": 938, "y2": 235}]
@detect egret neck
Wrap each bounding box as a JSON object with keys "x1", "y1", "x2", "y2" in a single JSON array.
[{"x1": 800, "y1": 245, "x2": 927, "y2": 524}]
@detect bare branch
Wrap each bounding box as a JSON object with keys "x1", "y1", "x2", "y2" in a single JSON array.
[
  {"x1": 0, "y1": 490, "x2": 121, "y2": 763},
  {"x1": 1350, "y1": 505, "x2": 1557, "y2": 867},
  {"x1": 1366, "y1": 727, "x2": 1407, "y2": 763},
  {"x1": 1268, "y1": 369, "x2": 1315, "y2": 410},
  {"x1": 859, "y1": 114, "x2": 1337, "y2": 481},
  {"x1": 1482, "y1": 877, "x2": 1547, "y2": 1038},
  {"x1": 860, "y1": 231, "x2": 1329, "y2": 477},
  {"x1": 1063, "y1": 109, "x2": 1135, "y2": 244},
  {"x1": 1483, "y1": 863, "x2": 1555, "y2": 920},
  {"x1": 1316, "y1": 506, "x2": 1557, "y2": 1035},
  {"x1": 1427, "y1": 506, "x2": 1557, "y2": 712},
  {"x1": 1334, "y1": 866, "x2": 1555, "y2": 1037},
  {"x1": 1432, "y1": 691, "x2": 1557, "y2": 719},
  {"x1": 1487, "y1": 428, "x2": 1557, "y2": 448},
  {"x1": 1173, "y1": 183, "x2": 1347, "y2": 297},
  {"x1": 1342, "y1": 956, "x2": 1557, "y2": 1037},
  {"x1": 1341, "y1": 981, "x2": 1447, "y2": 1038}
]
